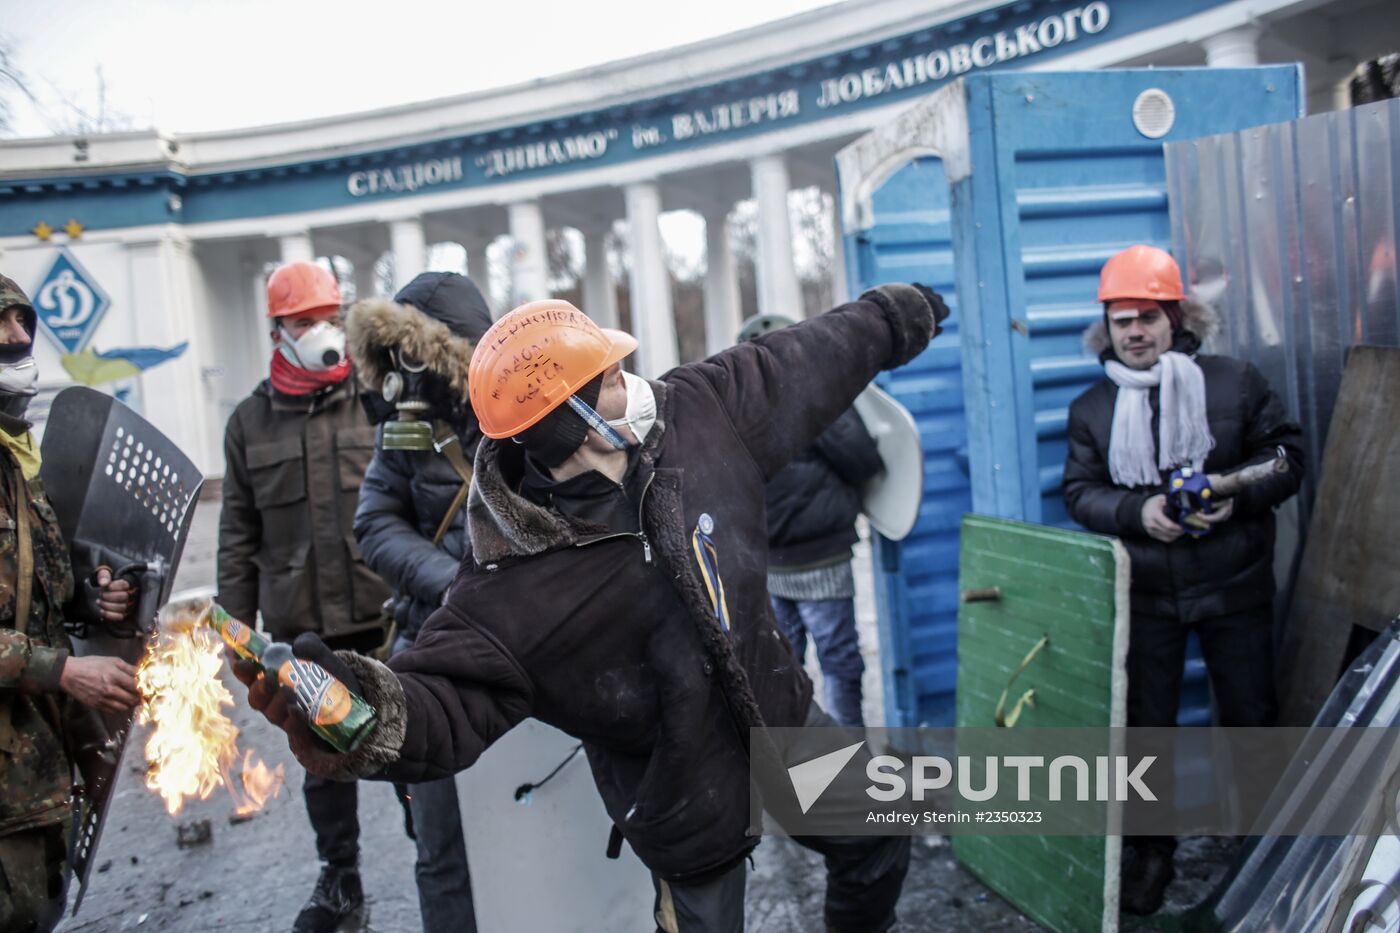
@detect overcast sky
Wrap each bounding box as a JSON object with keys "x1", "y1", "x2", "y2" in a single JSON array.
[{"x1": 1, "y1": 0, "x2": 841, "y2": 138}]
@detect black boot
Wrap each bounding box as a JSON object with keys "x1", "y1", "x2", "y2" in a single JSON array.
[
  {"x1": 1120, "y1": 844, "x2": 1174, "y2": 916},
  {"x1": 293, "y1": 864, "x2": 364, "y2": 933}
]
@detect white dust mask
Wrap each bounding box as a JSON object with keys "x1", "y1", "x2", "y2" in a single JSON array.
[
  {"x1": 279, "y1": 321, "x2": 346, "y2": 372},
  {"x1": 0, "y1": 357, "x2": 39, "y2": 396},
  {"x1": 606, "y1": 372, "x2": 657, "y2": 445}
]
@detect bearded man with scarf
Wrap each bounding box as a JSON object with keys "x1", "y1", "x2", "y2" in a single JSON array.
[
  {"x1": 216, "y1": 261, "x2": 390, "y2": 933},
  {"x1": 1062, "y1": 245, "x2": 1304, "y2": 915}
]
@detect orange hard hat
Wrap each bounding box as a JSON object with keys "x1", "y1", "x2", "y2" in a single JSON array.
[
  {"x1": 469, "y1": 299, "x2": 638, "y2": 439},
  {"x1": 1097, "y1": 245, "x2": 1186, "y2": 303},
  {"x1": 266, "y1": 261, "x2": 342, "y2": 318}
]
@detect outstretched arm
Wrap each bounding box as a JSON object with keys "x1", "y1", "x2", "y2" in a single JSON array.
[{"x1": 686, "y1": 285, "x2": 941, "y2": 480}]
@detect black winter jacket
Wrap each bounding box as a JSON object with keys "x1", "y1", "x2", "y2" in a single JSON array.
[
  {"x1": 347, "y1": 273, "x2": 493, "y2": 642},
  {"x1": 765, "y1": 408, "x2": 882, "y2": 568},
  {"x1": 352, "y1": 433, "x2": 476, "y2": 642},
  {"x1": 314, "y1": 286, "x2": 937, "y2": 882},
  {"x1": 1063, "y1": 315, "x2": 1303, "y2": 621}
]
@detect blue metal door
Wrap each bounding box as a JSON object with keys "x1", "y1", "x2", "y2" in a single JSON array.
[
  {"x1": 846, "y1": 156, "x2": 965, "y2": 727},
  {"x1": 838, "y1": 67, "x2": 1304, "y2": 728}
]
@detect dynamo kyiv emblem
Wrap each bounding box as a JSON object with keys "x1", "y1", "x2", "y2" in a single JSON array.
[{"x1": 34, "y1": 249, "x2": 111, "y2": 354}]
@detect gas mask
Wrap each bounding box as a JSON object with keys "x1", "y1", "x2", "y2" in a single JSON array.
[
  {"x1": 278, "y1": 321, "x2": 346, "y2": 372},
  {"x1": 605, "y1": 372, "x2": 656, "y2": 446},
  {"x1": 379, "y1": 347, "x2": 437, "y2": 451}
]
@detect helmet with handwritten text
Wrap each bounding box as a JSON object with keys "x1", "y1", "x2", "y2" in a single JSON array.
[{"x1": 468, "y1": 299, "x2": 637, "y2": 440}]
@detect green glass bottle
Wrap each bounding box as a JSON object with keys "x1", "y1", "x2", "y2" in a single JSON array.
[{"x1": 204, "y1": 602, "x2": 378, "y2": 754}]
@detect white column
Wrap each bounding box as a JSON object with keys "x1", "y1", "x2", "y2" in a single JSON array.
[
  {"x1": 828, "y1": 194, "x2": 851, "y2": 306},
  {"x1": 508, "y1": 201, "x2": 548, "y2": 306},
  {"x1": 463, "y1": 236, "x2": 492, "y2": 289},
  {"x1": 278, "y1": 231, "x2": 314, "y2": 265},
  {"x1": 582, "y1": 227, "x2": 619, "y2": 331},
  {"x1": 127, "y1": 232, "x2": 216, "y2": 472},
  {"x1": 703, "y1": 211, "x2": 742, "y2": 355},
  {"x1": 750, "y1": 153, "x2": 803, "y2": 318},
  {"x1": 351, "y1": 254, "x2": 379, "y2": 303},
  {"x1": 1202, "y1": 26, "x2": 1261, "y2": 67},
  {"x1": 389, "y1": 217, "x2": 426, "y2": 292},
  {"x1": 623, "y1": 182, "x2": 680, "y2": 376}
]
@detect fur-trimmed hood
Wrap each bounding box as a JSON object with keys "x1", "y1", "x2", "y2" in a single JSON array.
[
  {"x1": 1082, "y1": 299, "x2": 1219, "y2": 358},
  {"x1": 345, "y1": 272, "x2": 493, "y2": 397},
  {"x1": 346, "y1": 296, "x2": 475, "y2": 398}
]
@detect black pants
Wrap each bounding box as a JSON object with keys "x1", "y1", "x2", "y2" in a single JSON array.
[
  {"x1": 0, "y1": 825, "x2": 66, "y2": 933},
  {"x1": 652, "y1": 702, "x2": 911, "y2": 932},
  {"x1": 298, "y1": 631, "x2": 387, "y2": 869},
  {"x1": 303, "y1": 772, "x2": 359, "y2": 867},
  {"x1": 1126, "y1": 604, "x2": 1278, "y2": 853}
]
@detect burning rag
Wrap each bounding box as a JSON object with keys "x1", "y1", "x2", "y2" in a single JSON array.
[{"x1": 1104, "y1": 351, "x2": 1214, "y2": 487}]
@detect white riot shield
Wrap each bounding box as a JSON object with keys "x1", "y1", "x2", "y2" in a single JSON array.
[
  {"x1": 852, "y1": 384, "x2": 924, "y2": 541},
  {"x1": 458, "y1": 719, "x2": 654, "y2": 931}
]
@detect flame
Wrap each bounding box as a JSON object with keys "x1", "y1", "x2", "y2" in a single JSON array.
[
  {"x1": 136, "y1": 614, "x2": 284, "y2": 816},
  {"x1": 228, "y1": 750, "x2": 284, "y2": 816}
]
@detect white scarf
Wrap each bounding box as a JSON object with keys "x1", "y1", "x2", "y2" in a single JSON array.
[{"x1": 1104, "y1": 351, "x2": 1214, "y2": 487}]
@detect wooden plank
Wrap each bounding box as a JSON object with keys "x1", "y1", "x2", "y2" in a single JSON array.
[
  {"x1": 953, "y1": 515, "x2": 1130, "y2": 933},
  {"x1": 1279, "y1": 347, "x2": 1400, "y2": 725},
  {"x1": 954, "y1": 835, "x2": 1105, "y2": 932}
]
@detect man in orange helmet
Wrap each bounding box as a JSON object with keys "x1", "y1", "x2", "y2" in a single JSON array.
[
  {"x1": 237, "y1": 284, "x2": 948, "y2": 931},
  {"x1": 1062, "y1": 245, "x2": 1304, "y2": 915},
  {"x1": 217, "y1": 260, "x2": 389, "y2": 933}
]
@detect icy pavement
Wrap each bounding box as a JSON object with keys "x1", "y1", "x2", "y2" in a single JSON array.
[{"x1": 56, "y1": 497, "x2": 1235, "y2": 932}]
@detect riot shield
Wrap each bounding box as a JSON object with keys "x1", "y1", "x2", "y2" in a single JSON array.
[
  {"x1": 852, "y1": 383, "x2": 924, "y2": 541},
  {"x1": 38, "y1": 386, "x2": 203, "y2": 913}
]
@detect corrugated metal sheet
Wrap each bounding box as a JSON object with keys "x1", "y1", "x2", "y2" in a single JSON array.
[{"x1": 1166, "y1": 97, "x2": 1400, "y2": 532}]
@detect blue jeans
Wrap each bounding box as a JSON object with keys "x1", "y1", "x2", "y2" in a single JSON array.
[
  {"x1": 392, "y1": 635, "x2": 477, "y2": 933},
  {"x1": 769, "y1": 597, "x2": 865, "y2": 727}
]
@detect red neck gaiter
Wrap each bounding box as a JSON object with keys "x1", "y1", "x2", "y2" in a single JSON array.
[{"x1": 269, "y1": 350, "x2": 352, "y2": 397}]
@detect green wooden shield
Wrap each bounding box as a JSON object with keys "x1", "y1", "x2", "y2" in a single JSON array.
[{"x1": 952, "y1": 515, "x2": 1130, "y2": 933}]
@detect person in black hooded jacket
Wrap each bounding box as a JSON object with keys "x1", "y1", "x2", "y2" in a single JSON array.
[
  {"x1": 739, "y1": 314, "x2": 883, "y2": 727},
  {"x1": 1062, "y1": 245, "x2": 1303, "y2": 916},
  {"x1": 237, "y1": 284, "x2": 947, "y2": 933},
  {"x1": 345, "y1": 271, "x2": 492, "y2": 933}
]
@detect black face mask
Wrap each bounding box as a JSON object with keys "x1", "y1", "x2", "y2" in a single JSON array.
[{"x1": 0, "y1": 393, "x2": 32, "y2": 420}]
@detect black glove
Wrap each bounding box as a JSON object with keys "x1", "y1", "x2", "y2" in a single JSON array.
[
  {"x1": 292, "y1": 632, "x2": 362, "y2": 697},
  {"x1": 231, "y1": 633, "x2": 362, "y2": 757},
  {"x1": 912, "y1": 283, "x2": 951, "y2": 336}
]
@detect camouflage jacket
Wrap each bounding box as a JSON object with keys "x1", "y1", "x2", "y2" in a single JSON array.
[{"x1": 0, "y1": 433, "x2": 77, "y2": 837}]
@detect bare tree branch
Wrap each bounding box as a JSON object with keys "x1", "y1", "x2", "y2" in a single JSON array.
[{"x1": 0, "y1": 33, "x2": 40, "y2": 136}]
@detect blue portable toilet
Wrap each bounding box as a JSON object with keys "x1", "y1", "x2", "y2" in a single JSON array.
[{"x1": 835, "y1": 67, "x2": 1303, "y2": 728}]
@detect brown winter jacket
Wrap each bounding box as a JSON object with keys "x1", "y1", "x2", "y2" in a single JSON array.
[
  {"x1": 217, "y1": 375, "x2": 389, "y2": 642},
  {"x1": 305, "y1": 286, "x2": 938, "y2": 881}
]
